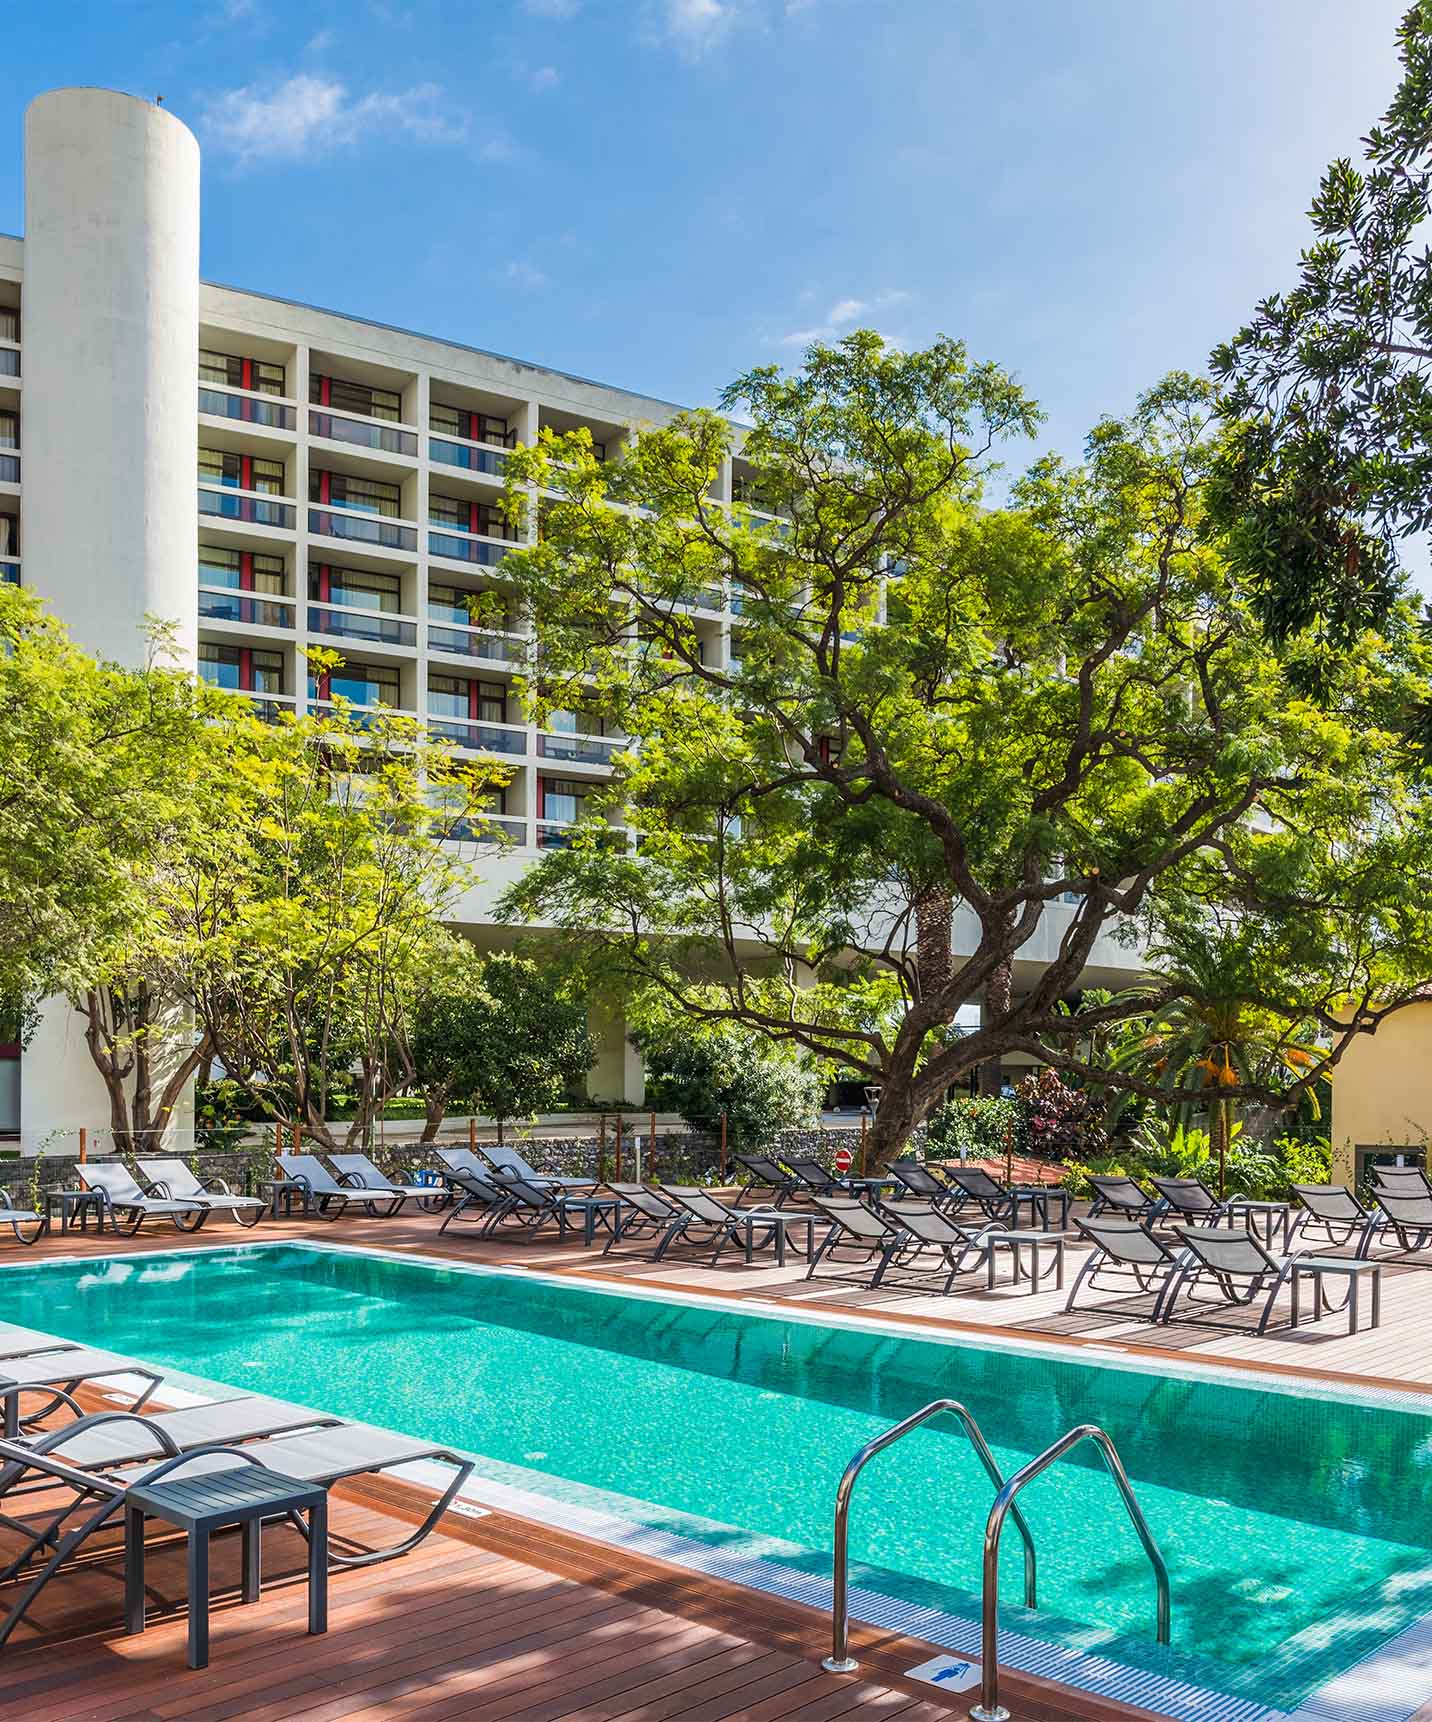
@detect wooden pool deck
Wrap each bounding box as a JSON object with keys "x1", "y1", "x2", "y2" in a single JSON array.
[{"x1": 6, "y1": 1202, "x2": 1432, "y2": 1720}]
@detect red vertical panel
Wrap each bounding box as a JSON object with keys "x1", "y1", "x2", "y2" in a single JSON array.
[
  {"x1": 536, "y1": 777, "x2": 545, "y2": 819},
  {"x1": 241, "y1": 358, "x2": 253, "y2": 391},
  {"x1": 240, "y1": 454, "x2": 253, "y2": 491},
  {"x1": 468, "y1": 679, "x2": 479, "y2": 720},
  {"x1": 319, "y1": 375, "x2": 331, "y2": 407},
  {"x1": 317, "y1": 563, "x2": 330, "y2": 602},
  {"x1": 469, "y1": 501, "x2": 480, "y2": 535},
  {"x1": 318, "y1": 471, "x2": 331, "y2": 505},
  {"x1": 239, "y1": 552, "x2": 254, "y2": 591},
  {"x1": 239, "y1": 647, "x2": 252, "y2": 691}
]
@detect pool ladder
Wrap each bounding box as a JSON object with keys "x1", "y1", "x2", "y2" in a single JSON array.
[{"x1": 820, "y1": 1402, "x2": 1171, "y2": 1722}]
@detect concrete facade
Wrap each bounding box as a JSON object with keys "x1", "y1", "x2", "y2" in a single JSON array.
[{"x1": 1329, "y1": 1002, "x2": 1432, "y2": 1187}]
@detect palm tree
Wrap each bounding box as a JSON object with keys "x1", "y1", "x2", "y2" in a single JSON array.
[{"x1": 1109, "y1": 933, "x2": 1324, "y2": 1196}]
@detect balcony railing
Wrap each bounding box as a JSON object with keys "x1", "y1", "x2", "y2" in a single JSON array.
[
  {"x1": 1, "y1": 557, "x2": 18, "y2": 586},
  {"x1": 428, "y1": 528, "x2": 515, "y2": 568},
  {"x1": 308, "y1": 507, "x2": 417, "y2": 552},
  {"x1": 199, "y1": 589, "x2": 296, "y2": 629},
  {"x1": 537, "y1": 732, "x2": 622, "y2": 765},
  {"x1": 309, "y1": 697, "x2": 412, "y2": 730},
  {"x1": 427, "y1": 714, "x2": 528, "y2": 755},
  {"x1": 449, "y1": 814, "x2": 526, "y2": 845},
  {"x1": 429, "y1": 437, "x2": 506, "y2": 477},
  {"x1": 0, "y1": 455, "x2": 18, "y2": 484},
  {"x1": 310, "y1": 411, "x2": 418, "y2": 458},
  {"x1": 427, "y1": 623, "x2": 528, "y2": 665},
  {"x1": 307, "y1": 604, "x2": 417, "y2": 647},
  {"x1": 199, "y1": 386, "x2": 297, "y2": 430},
  {"x1": 242, "y1": 691, "x2": 297, "y2": 724},
  {"x1": 536, "y1": 821, "x2": 626, "y2": 852},
  {"x1": 198, "y1": 485, "x2": 296, "y2": 529},
  {"x1": 0, "y1": 350, "x2": 17, "y2": 379}
]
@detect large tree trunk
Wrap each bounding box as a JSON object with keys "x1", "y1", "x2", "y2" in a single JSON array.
[
  {"x1": 978, "y1": 958, "x2": 1013, "y2": 1097},
  {"x1": 81, "y1": 981, "x2": 210, "y2": 1156},
  {"x1": 419, "y1": 1085, "x2": 449, "y2": 1144},
  {"x1": 914, "y1": 885, "x2": 953, "y2": 1000}
]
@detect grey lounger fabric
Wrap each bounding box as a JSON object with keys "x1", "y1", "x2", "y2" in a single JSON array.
[{"x1": 136, "y1": 1157, "x2": 266, "y2": 1226}]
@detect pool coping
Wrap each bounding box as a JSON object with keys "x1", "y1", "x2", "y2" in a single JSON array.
[{"x1": 8, "y1": 1234, "x2": 1432, "y2": 1722}]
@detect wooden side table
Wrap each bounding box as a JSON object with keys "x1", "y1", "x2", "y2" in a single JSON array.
[{"x1": 124, "y1": 1461, "x2": 328, "y2": 1669}]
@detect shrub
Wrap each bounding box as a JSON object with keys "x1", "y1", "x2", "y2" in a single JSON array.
[
  {"x1": 643, "y1": 1025, "x2": 824, "y2": 1152},
  {"x1": 924, "y1": 1096, "x2": 1027, "y2": 1162}
]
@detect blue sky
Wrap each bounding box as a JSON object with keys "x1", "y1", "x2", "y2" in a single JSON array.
[{"x1": 0, "y1": 0, "x2": 1412, "y2": 475}]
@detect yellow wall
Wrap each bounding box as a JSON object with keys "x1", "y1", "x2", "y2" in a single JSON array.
[{"x1": 1330, "y1": 1002, "x2": 1432, "y2": 1186}]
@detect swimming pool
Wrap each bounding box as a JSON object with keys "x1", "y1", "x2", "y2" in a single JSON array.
[{"x1": 6, "y1": 1241, "x2": 1432, "y2": 1715}]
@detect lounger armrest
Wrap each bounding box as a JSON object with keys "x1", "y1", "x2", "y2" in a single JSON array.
[
  {"x1": 147, "y1": 1180, "x2": 173, "y2": 1200},
  {"x1": 202, "y1": 1176, "x2": 235, "y2": 1196},
  {"x1": 337, "y1": 1171, "x2": 370, "y2": 1188}
]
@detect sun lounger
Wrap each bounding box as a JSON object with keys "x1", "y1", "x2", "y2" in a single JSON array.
[
  {"x1": 1156, "y1": 1225, "x2": 1302, "y2": 1331},
  {"x1": 1086, "y1": 1175, "x2": 1162, "y2": 1221},
  {"x1": 0, "y1": 1189, "x2": 44, "y2": 1247},
  {"x1": 0, "y1": 1347, "x2": 164, "y2": 1438},
  {"x1": 600, "y1": 1182, "x2": 680, "y2": 1255},
  {"x1": 942, "y1": 1166, "x2": 1022, "y2": 1222},
  {"x1": 435, "y1": 1166, "x2": 519, "y2": 1236},
  {"x1": 888, "y1": 1162, "x2": 959, "y2": 1206},
  {"x1": 327, "y1": 1153, "x2": 449, "y2": 1212},
  {"x1": 1290, "y1": 1183, "x2": 1372, "y2": 1248},
  {"x1": 782, "y1": 1157, "x2": 843, "y2": 1197},
  {"x1": 280, "y1": 1154, "x2": 409, "y2": 1219},
  {"x1": 1147, "y1": 1176, "x2": 1236, "y2": 1225},
  {"x1": 805, "y1": 1196, "x2": 911, "y2": 1284},
  {"x1": 0, "y1": 1409, "x2": 474, "y2": 1645},
  {"x1": 1065, "y1": 1218, "x2": 1182, "y2": 1312},
  {"x1": 136, "y1": 1157, "x2": 267, "y2": 1228},
  {"x1": 729, "y1": 1154, "x2": 806, "y2": 1207},
  {"x1": 1370, "y1": 1164, "x2": 1432, "y2": 1199},
  {"x1": 653, "y1": 1185, "x2": 802, "y2": 1265},
  {"x1": 2, "y1": 1391, "x2": 339, "y2": 1470},
  {"x1": 74, "y1": 1164, "x2": 209, "y2": 1234},
  {"x1": 479, "y1": 1141, "x2": 594, "y2": 1191},
  {"x1": 869, "y1": 1201, "x2": 999, "y2": 1292},
  {"x1": 1359, "y1": 1188, "x2": 1432, "y2": 1259}
]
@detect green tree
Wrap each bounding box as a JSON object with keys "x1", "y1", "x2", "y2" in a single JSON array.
[
  {"x1": 498, "y1": 334, "x2": 1432, "y2": 1166},
  {"x1": 639, "y1": 1018, "x2": 825, "y2": 1152},
  {"x1": 411, "y1": 953, "x2": 594, "y2": 1142},
  {"x1": 1210, "y1": 3, "x2": 1432, "y2": 657},
  {"x1": 0, "y1": 587, "x2": 223, "y2": 1019},
  {"x1": 1109, "y1": 931, "x2": 1325, "y2": 1196}
]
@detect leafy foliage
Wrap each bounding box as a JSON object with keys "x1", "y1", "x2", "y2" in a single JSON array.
[
  {"x1": 922, "y1": 1095, "x2": 1027, "y2": 1162},
  {"x1": 641, "y1": 1020, "x2": 824, "y2": 1151},
  {"x1": 1210, "y1": 3, "x2": 1432, "y2": 656},
  {"x1": 498, "y1": 333, "x2": 1432, "y2": 1165},
  {"x1": 411, "y1": 953, "x2": 594, "y2": 1139}
]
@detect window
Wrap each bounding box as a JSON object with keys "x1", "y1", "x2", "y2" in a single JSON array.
[
  {"x1": 548, "y1": 707, "x2": 604, "y2": 737},
  {"x1": 199, "y1": 448, "x2": 285, "y2": 494},
  {"x1": 0, "y1": 514, "x2": 17, "y2": 557},
  {"x1": 199, "y1": 642, "x2": 284, "y2": 693},
  {"x1": 309, "y1": 564, "x2": 402, "y2": 613},
  {"x1": 0, "y1": 309, "x2": 17, "y2": 343},
  {"x1": 429, "y1": 402, "x2": 514, "y2": 446},
  {"x1": 199, "y1": 546, "x2": 287, "y2": 593},
  {"x1": 0, "y1": 412, "x2": 16, "y2": 451},
  {"x1": 310, "y1": 374, "x2": 402, "y2": 423},
  {"x1": 428, "y1": 674, "x2": 509, "y2": 723},
  {"x1": 311, "y1": 470, "x2": 402, "y2": 517},
  {"x1": 539, "y1": 776, "x2": 597, "y2": 824},
  {"x1": 199, "y1": 348, "x2": 286, "y2": 396},
  {"x1": 315, "y1": 661, "x2": 401, "y2": 707},
  {"x1": 429, "y1": 495, "x2": 510, "y2": 538}
]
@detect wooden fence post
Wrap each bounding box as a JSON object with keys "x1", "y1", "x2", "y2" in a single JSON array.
[
  {"x1": 598, "y1": 1113, "x2": 607, "y2": 1183},
  {"x1": 78, "y1": 1128, "x2": 87, "y2": 1164},
  {"x1": 859, "y1": 1111, "x2": 868, "y2": 1177},
  {"x1": 719, "y1": 1110, "x2": 727, "y2": 1181},
  {"x1": 469, "y1": 1116, "x2": 477, "y2": 1154},
  {"x1": 649, "y1": 1109, "x2": 657, "y2": 1183},
  {"x1": 614, "y1": 1113, "x2": 624, "y2": 1183}
]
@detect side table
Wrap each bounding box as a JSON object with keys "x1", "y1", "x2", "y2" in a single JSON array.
[
  {"x1": 258, "y1": 1179, "x2": 306, "y2": 1220},
  {"x1": 125, "y1": 1460, "x2": 328, "y2": 1669},
  {"x1": 47, "y1": 1188, "x2": 105, "y2": 1235},
  {"x1": 1289, "y1": 1256, "x2": 1382, "y2": 1336}
]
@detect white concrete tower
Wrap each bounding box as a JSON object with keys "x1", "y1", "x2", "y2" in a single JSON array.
[
  {"x1": 19, "y1": 90, "x2": 200, "y2": 1147},
  {"x1": 22, "y1": 87, "x2": 199, "y2": 665}
]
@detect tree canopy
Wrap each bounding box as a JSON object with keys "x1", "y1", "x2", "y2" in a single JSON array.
[
  {"x1": 1210, "y1": 1, "x2": 1432, "y2": 656},
  {"x1": 498, "y1": 335, "x2": 1432, "y2": 1164}
]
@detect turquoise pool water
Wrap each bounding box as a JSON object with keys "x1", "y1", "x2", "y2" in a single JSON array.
[{"x1": 7, "y1": 1242, "x2": 1432, "y2": 1709}]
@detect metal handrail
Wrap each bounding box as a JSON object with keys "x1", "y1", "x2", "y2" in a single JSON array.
[
  {"x1": 968, "y1": 1422, "x2": 1171, "y2": 1722},
  {"x1": 821, "y1": 1398, "x2": 1036, "y2": 1675}
]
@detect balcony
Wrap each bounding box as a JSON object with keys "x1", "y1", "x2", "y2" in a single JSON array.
[
  {"x1": 199, "y1": 485, "x2": 296, "y2": 529},
  {"x1": 308, "y1": 506, "x2": 417, "y2": 553},
  {"x1": 199, "y1": 386, "x2": 297, "y2": 431},
  {"x1": 243, "y1": 691, "x2": 297, "y2": 724},
  {"x1": 429, "y1": 437, "x2": 506, "y2": 478},
  {"x1": 427, "y1": 714, "x2": 528, "y2": 755},
  {"x1": 428, "y1": 527, "x2": 514, "y2": 568},
  {"x1": 427, "y1": 623, "x2": 528, "y2": 666},
  {"x1": 537, "y1": 732, "x2": 622, "y2": 766},
  {"x1": 0, "y1": 456, "x2": 16, "y2": 485},
  {"x1": 0, "y1": 350, "x2": 17, "y2": 380},
  {"x1": 309, "y1": 697, "x2": 411, "y2": 731},
  {"x1": 307, "y1": 604, "x2": 417, "y2": 648},
  {"x1": 1, "y1": 558, "x2": 18, "y2": 586},
  {"x1": 535, "y1": 822, "x2": 626, "y2": 852},
  {"x1": 310, "y1": 411, "x2": 418, "y2": 458},
  {"x1": 449, "y1": 813, "x2": 526, "y2": 845},
  {"x1": 199, "y1": 589, "x2": 296, "y2": 629}
]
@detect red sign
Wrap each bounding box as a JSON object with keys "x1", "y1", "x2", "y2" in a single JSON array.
[{"x1": 833, "y1": 1145, "x2": 853, "y2": 1174}]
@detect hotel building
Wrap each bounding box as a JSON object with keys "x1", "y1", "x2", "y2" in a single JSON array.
[{"x1": 0, "y1": 87, "x2": 1140, "y2": 1143}]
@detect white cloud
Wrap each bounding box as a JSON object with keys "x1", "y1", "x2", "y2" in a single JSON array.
[
  {"x1": 528, "y1": 65, "x2": 561, "y2": 92},
  {"x1": 505, "y1": 260, "x2": 549, "y2": 290},
  {"x1": 779, "y1": 294, "x2": 871, "y2": 346},
  {"x1": 204, "y1": 75, "x2": 469, "y2": 166},
  {"x1": 522, "y1": 0, "x2": 580, "y2": 15},
  {"x1": 222, "y1": 0, "x2": 257, "y2": 20},
  {"x1": 660, "y1": 0, "x2": 743, "y2": 58}
]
